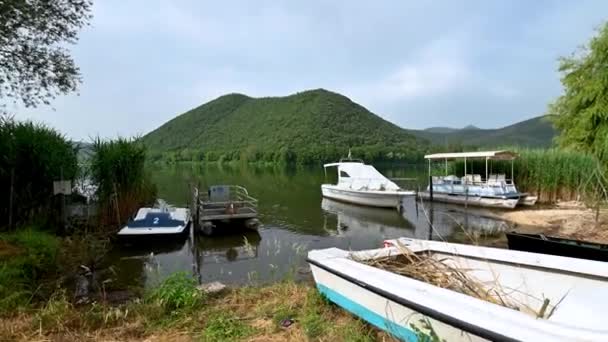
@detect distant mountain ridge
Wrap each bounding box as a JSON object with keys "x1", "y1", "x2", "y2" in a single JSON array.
[
  {"x1": 142, "y1": 89, "x2": 426, "y2": 164},
  {"x1": 408, "y1": 116, "x2": 556, "y2": 148},
  {"x1": 143, "y1": 89, "x2": 556, "y2": 164}
]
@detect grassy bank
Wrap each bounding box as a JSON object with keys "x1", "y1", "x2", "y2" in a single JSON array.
[
  {"x1": 0, "y1": 273, "x2": 388, "y2": 342},
  {"x1": 0, "y1": 229, "x2": 61, "y2": 313}
]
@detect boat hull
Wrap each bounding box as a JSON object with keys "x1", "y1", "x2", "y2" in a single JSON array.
[
  {"x1": 309, "y1": 261, "x2": 488, "y2": 341},
  {"x1": 506, "y1": 232, "x2": 608, "y2": 262},
  {"x1": 308, "y1": 238, "x2": 608, "y2": 341},
  {"x1": 116, "y1": 221, "x2": 191, "y2": 244},
  {"x1": 419, "y1": 191, "x2": 519, "y2": 209},
  {"x1": 321, "y1": 184, "x2": 413, "y2": 208}
]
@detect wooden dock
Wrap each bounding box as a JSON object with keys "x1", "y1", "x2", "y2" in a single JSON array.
[{"x1": 192, "y1": 185, "x2": 260, "y2": 235}]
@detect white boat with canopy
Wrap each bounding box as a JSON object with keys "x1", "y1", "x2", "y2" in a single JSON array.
[
  {"x1": 322, "y1": 159, "x2": 415, "y2": 209},
  {"x1": 419, "y1": 150, "x2": 537, "y2": 209},
  {"x1": 308, "y1": 237, "x2": 608, "y2": 341}
]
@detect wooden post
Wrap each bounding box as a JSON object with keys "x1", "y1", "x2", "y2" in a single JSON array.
[
  {"x1": 8, "y1": 167, "x2": 14, "y2": 229},
  {"x1": 429, "y1": 175, "x2": 434, "y2": 202},
  {"x1": 113, "y1": 183, "x2": 121, "y2": 229}
]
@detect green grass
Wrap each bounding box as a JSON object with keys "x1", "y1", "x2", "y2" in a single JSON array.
[
  {"x1": 143, "y1": 89, "x2": 427, "y2": 165},
  {"x1": 0, "y1": 228, "x2": 60, "y2": 313},
  {"x1": 201, "y1": 313, "x2": 254, "y2": 341},
  {"x1": 146, "y1": 272, "x2": 205, "y2": 314}
]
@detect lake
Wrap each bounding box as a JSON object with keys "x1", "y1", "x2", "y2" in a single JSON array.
[{"x1": 105, "y1": 163, "x2": 512, "y2": 289}]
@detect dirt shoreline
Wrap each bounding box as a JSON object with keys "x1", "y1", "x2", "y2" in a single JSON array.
[{"x1": 493, "y1": 201, "x2": 608, "y2": 243}]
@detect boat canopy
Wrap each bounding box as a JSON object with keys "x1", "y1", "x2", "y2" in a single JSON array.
[
  {"x1": 324, "y1": 162, "x2": 400, "y2": 191},
  {"x1": 424, "y1": 150, "x2": 518, "y2": 161}
]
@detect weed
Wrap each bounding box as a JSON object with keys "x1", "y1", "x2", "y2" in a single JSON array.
[
  {"x1": 146, "y1": 272, "x2": 204, "y2": 314},
  {"x1": 301, "y1": 290, "x2": 327, "y2": 339},
  {"x1": 0, "y1": 229, "x2": 60, "y2": 313},
  {"x1": 35, "y1": 290, "x2": 72, "y2": 332},
  {"x1": 201, "y1": 312, "x2": 254, "y2": 341},
  {"x1": 340, "y1": 318, "x2": 376, "y2": 342}
]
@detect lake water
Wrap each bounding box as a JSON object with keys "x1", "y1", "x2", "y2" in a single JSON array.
[{"x1": 105, "y1": 163, "x2": 513, "y2": 289}]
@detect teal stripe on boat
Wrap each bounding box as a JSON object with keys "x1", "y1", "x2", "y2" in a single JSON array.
[{"x1": 316, "y1": 283, "x2": 420, "y2": 342}]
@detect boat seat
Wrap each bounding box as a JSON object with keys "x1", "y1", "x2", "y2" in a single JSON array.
[
  {"x1": 473, "y1": 174, "x2": 482, "y2": 184},
  {"x1": 462, "y1": 174, "x2": 473, "y2": 184},
  {"x1": 487, "y1": 174, "x2": 500, "y2": 186}
]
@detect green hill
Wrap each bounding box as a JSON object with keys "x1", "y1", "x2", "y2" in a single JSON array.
[
  {"x1": 143, "y1": 89, "x2": 427, "y2": 164},
  {"x1": 407, "y1": 116, "x2": 556, "y2": 148}
]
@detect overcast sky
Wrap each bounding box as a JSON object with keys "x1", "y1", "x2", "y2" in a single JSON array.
[{"x1": 12, "y1": 0, "x2": 608, "y2": 140}]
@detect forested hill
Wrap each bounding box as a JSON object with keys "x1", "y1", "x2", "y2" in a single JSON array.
[
  {"x1": 142, "y1": 89, "x2": 427, "y2": 164},
  {"x1": 406, "y1": 116, "x2": 556, "y2": 148}
]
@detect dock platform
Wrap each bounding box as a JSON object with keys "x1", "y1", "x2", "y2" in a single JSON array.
[{"x1": 192, "y1": 185, "x2": 260, "y2": 235}]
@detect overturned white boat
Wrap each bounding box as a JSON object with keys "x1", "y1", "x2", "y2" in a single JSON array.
[
  {"x1": 322, "y1": 160, "x2": 415, "y2": 208},
  {"x1": 308, "y1": 238, "x2": 608, "y2": 341},
  {"x1": 117, "y1": 206, "x2": 191, "y2": 241},
  {"x1": 420, "y1": 151, "x2": 537, "y2": 209}
]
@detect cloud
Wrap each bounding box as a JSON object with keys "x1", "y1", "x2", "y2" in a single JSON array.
[{"x1": 11, "y1": 0, "x2": 608, "y2": 138}]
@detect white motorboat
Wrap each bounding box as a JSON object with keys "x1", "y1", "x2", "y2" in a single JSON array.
[
  {"x1": 419, "y1": 151, "x2": 538, "y2": 209},
  {"x1": 308, "y1": 237, "x2": 608, "y2": 341},
  {"x1": 117, "y1": 206, "x2": 191, "y2": 241},
  {"x1": 321, "y1": 159, "x2": 415, "y2": 208}
]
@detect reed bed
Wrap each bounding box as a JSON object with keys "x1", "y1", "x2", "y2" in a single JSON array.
[
  {"x1": 0, "y1": 118, "x2": 78, "y2": 230},
  {"x1": 357, "y1": 243, "x2": 556, "y2": 319},
  {"x1": 89, "y1": 137, "x2": 156, "y2": 229}
]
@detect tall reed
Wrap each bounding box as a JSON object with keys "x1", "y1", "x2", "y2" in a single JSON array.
[
  {"x1": 89, "y1": 137, "x2": 156, "y2": 229},
  {"x1": 0, "y1": 118, "x2": 78, "y2": 230}
]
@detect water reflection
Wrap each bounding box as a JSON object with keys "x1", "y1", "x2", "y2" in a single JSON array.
[
  {"x1": 104, "y1": 164, "x2": 513, "y2": 288},
  {"x1": 321, "y1": 198, "x2": 415, "y2": 237},
  {"x1": 191, "y1": 232, "x2": 262, "y2": 283}
]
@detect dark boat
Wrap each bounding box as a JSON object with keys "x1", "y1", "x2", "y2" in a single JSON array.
[{"x1": 506, "y1": 231, "x2": 608, "y2": 262}]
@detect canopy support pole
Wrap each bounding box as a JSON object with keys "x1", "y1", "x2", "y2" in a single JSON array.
[
  {"x1": 511, "y1": 160, "x2": 514, "y2": 185},
  {"x1": 428, "y1": 159, "x2": 431, "y2": 186},
  {"x1": 485, "y1": 157, "x2": 488, "y2": 181},
  {"x1": 464, "y1": 157, "x2": 467, "y2": 176},
  {"x1": 444, "y1": 158, "x2": 448, "y2": 176}
]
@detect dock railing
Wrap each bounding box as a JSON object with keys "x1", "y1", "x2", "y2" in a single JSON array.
[{"x1": 195, "y1": 185, "x2": 258, "y2": 221}]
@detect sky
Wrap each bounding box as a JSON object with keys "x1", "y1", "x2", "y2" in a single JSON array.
[{"x1": 12, "y1": 0, "x2": 608, "y2": 140}]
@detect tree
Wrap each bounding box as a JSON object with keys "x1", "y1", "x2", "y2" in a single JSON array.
[
  {"x1": 0, "y1": 1, "x2": 92, "y2": 111},
  {"x1": 550, "y1": 23, "x2": 608, "y2": 163}
]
